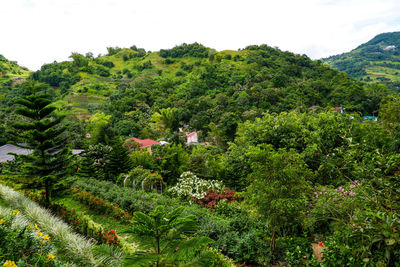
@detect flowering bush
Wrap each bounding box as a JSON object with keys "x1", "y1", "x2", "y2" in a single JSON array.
[
  {"x1": 15, "y1": 188, "x2": 122, "y2": 248},
  {"x1": 168, "y1": 172, "x2": 224, "y2": 200},
  {"x1": 51, "y1": 202, "x2": 121, "y2": 247},
  {"x1": 74, "y1": 188, "x2": 132, "y2": 222},
  {"x1": 306, "y1": 180, "x2": 371, "y2": 232},
  {"x1": 192, "y1": 189, "x2": 237, "y2": 210},
  {"x1": 0, "y1": 208, "x2": 64, "y2": 266},
  {"x1": 308, "y1": 180, "x2": 400, "y2": 265}
]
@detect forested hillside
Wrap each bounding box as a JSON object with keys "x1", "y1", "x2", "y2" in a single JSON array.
[
  {"x1": 1, "y1": 43, "x2": 399, "y2": 266},
  {"x1": 323, "y1": 31, "x2": 400, "y2": 92},
  {"x1": 0, "y1": 43, "x2": 388, "y2": 147}
]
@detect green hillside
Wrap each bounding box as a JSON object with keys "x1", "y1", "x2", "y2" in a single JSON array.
[
  {"x1": 0, "y1": 54, "x2": 30, "y2": 83},
  {"x1": 24, "y1": 43, "x2": 384, "y2": 120},
  {"x1": 0, "y1": 43, "x2": 392, "y2": 147},
  {"x1": 323, "y1": 32, "x2": 400, "y2": 92}
]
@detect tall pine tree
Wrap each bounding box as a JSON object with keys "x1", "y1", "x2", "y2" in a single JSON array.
[
  {"x1": 12, "y1": 83, "x2": 71, "y2": 204},
  {"x1": 106, "y1": 137, "x2": 133, "y2": 181}
]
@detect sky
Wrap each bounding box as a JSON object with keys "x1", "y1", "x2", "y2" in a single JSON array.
[{"x1": 1, "y1": 0, "x2": 400, "y2": 70}]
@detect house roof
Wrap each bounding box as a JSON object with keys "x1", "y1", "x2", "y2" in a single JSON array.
[
  {"x1": 186, "y1": 132, "x2": 197, "y2": 138},
  {"x1": 0, "y1": 144, "x2": 31, "y2": 163},
  {"x1": 0, "y1": 144, "x2": 83, "y2": 163},
  {"x1": 128, "y1": 138, "x2": 159, "y2": 148}
]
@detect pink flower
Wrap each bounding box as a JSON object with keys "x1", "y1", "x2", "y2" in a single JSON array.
[
  {"x1": 350, "y1": 184, "x2": 356, "y2": 189},
  {"x1": 333, "y1": 197, "x2": 337, "y2": 201},
  {"x1": 349, "y1": 191, "x2": 355, "y2": 197}
]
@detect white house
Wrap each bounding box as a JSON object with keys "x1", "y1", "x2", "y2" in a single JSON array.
[{"x1": 186, "y1": 132, "x2": 198, "y2": 146}]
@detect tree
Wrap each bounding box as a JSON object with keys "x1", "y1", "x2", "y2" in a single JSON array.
[
  {"x1": 245, "y1": 145, "x2": 312, "y2": 249},
  {"x1": 12, "y1": 84, "x2": 71, "y2": 203},
  {"x1": 69, "y1": 53, "x2": 89, "y2": 68},
  {"x1": 123, "y1": 205, "x2": 213, "y2": 266},
  {"x1": 86, "y1": 112, "x2": 113, "y2": 144},
  {"x1": 106, "y1": 138, "x2": 133, "y2": 181},
  {"x1": 151, "y1": 108, "x2": 180, "y2": 135}
]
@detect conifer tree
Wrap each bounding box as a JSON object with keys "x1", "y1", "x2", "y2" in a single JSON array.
[
  {"x1": 77, "y1": 148, "x2": 96, "y2": 179},
  {"x1": 106, "y1": 137, "x2": 133, "y2": 180},
  {"x1": 12, "y1": 83, "x2": 71, "y2": 204}
]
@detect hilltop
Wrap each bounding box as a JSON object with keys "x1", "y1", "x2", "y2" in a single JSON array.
[
  {"x1": 323, "y1": 32, "x2": 400, "y2": 92},
  {"x1": 26, "y1": 43, "x2": 379, "y2": 117},
  {"x1": 0, "y1": 54, "x2": 31, "y2": 83},
  {"x1": 0, "y1": 43, "x2": 389, "y2": 147}
]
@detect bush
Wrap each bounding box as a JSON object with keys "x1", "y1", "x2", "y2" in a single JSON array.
[
  {"x1": 118, "y1": 166, "x2": 165, "y2": 192},
  {"x1": 193, "y1": 189, "x2": 237, "y2": 210},
  {"x1": 0, "y1": 184, "x2": 97, "y2": 265},
  {"x1": 168, "y1": 171, "x2": 224, "y2": 200},
  {"x1": 0, "y1": 207, "x2": 65, "y2": 266}
]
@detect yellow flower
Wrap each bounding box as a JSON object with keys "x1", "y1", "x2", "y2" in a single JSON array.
[
  {"x1": 37, "y1": 232, "x2": 43, "y2": 237},
  {"x1": 12, "y1": 210, "x2": 20, "y2": 215},
  {"x1": 42, "y1": 235, "x2": 50, "y2": 241},
  {"x1": 48, "y1": 254, "x2": 55, "y2": 261},
  {"x1": 2, "y1": 260, "x2": 18, "y2": 267},
  {"x1": 34, "y1": 224, "x2": 39, "y2": 230},
  {"x1": 0, "y1": 219, "x2": 4, "y2": 224}
]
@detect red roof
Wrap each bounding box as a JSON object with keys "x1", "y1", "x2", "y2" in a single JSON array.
[
  {"x1": 129, "y1": 138, "x2": 159, "y2": 148},
  {"x1": 186, "y1": 132, "x2": 197, "y2": 138}
]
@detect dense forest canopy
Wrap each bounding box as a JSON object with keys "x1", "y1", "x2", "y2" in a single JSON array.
[{"x1": 0, "y1": 42, "x2": 390, "y2": 147}]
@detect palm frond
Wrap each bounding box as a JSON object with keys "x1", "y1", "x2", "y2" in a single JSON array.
[{"x1": 92, "y1": 244, "x2": 124, "y2": 267}]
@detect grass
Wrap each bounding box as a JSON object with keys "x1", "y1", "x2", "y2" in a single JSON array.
[{"x1": 366, "y1": 65, "x2": 400, "y2": 81}]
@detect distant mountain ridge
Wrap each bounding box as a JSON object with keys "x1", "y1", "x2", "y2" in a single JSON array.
[{"x1": 323, "y1": 32, "x2": 400, "y2": 92}]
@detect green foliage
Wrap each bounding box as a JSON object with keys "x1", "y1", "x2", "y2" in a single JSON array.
[
  {"x1": 119, "y1": 166, "x2": 164, "y2": 192},
  {"x1": 0, "y1": 209, "x2": 65, "y2": 266},
  {"x1": 31, "y1": 61, "x2": 80, "y2": 88},
  {"x1": 324, "y1": 31, "x2": 400, "y2": 92},
  {"x1": 106, "y1": 138, "x2": 133, "y2": 180},
  {"x1": 86, "y1": 112, "x2": 113, "y2": 144},
  {"x1": 11, "y1": 85, "x2": 72, "y2": 203},
  {"x1": 153, "y1": 144, "x2": 188, "y2": 185},
  {"x1": 159, "y1": 43, "x2": 209, "y2": 58},
  {"x1": 151, "y1": 107, "x2": 180, "y2": 134},
  {"x1": 379, "y1": 95, "x2": 400, "y2": 123},
  {"x1": 245, "y1": 146, "x2": 312, "y2": 237},
  {"x1": 70, "y1": 53, "x2": 89, "y2": 68},
  {"x1": 123, "y1": 205, "x2": 213, "y2": 266}
]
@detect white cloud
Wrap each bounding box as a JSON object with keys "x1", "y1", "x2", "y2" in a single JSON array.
[{"x1": 1, "y1": 0, "x2": 400, "y2": 70}]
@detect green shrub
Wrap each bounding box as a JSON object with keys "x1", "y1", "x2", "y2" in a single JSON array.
[{"x1": 0, "y1": 207, "x2": 65, "y2": 266}]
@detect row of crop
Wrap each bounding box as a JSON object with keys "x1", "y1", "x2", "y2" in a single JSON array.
[
  {"x1": 72, "y1": 188, "x2": 132, "y2": 222},
  {"x1": 73, "y1": 178, "x2": 273, "y2": 266},
  {"x1": 73, "y1": 178, "x2": 186, "y2": 214},
  {"x1": 0, "y1": 184, "x2": 98, "y2": 266},
  {"x1": 23, "y1": 189, "x2": 123, "y2": 248}
]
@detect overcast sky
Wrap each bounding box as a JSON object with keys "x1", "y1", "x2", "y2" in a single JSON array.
[{"x1": 1, "y1": 0, "x2": 400, "y2": 70}]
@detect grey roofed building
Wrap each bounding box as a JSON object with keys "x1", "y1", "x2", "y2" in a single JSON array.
[{"x1": 0, "y1": 144, "x2": 83, "y2": 163}]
